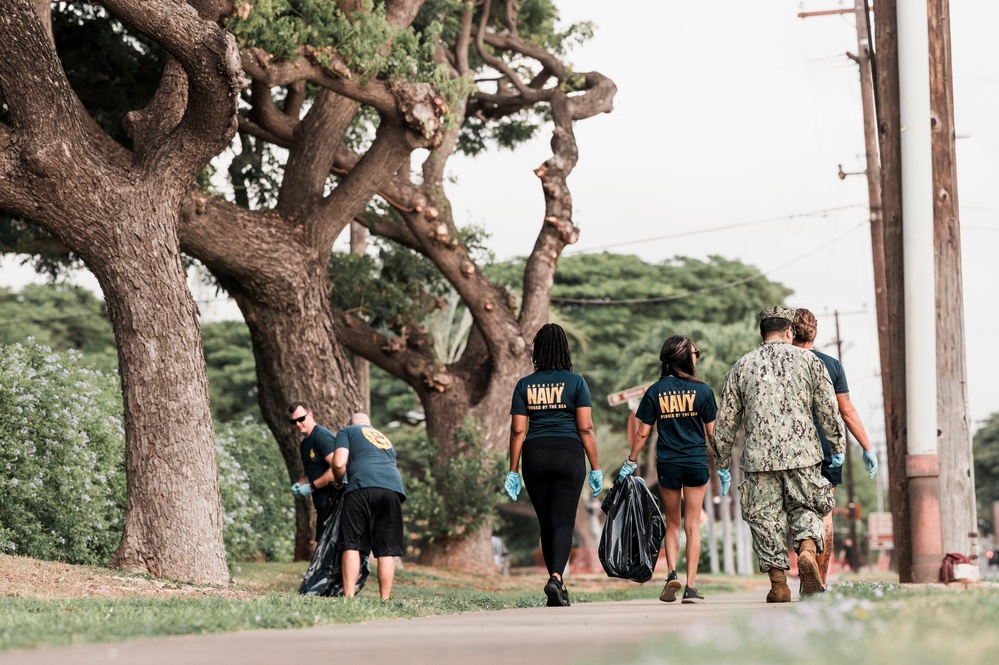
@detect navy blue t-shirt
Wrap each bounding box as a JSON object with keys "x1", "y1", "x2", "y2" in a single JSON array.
[
  {"x1": 510, "y1": 370, "x2": 592, "y2": 442},
  {"x1": 333, "y1": 425, "x2": 406, "y2": 499},
  {"x1": 812, "y1": 349, "x2": 849, "y2": 485},
  {"x1": 635, "y1": 376, "x2": 717, "y2": 469},
  {"x1": 300, "y1": 424, "x2": 337, "y2": 510}
]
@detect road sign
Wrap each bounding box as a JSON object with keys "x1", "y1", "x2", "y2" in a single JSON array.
[
  {"x1": 607, "y1": 383, "x2": 652, "y2": 407},
  {"x1": 868, "y1": 511, "x2": 894, "y2": 550}
]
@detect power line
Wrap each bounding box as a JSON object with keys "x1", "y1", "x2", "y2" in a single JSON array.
[
  {"x1": 564, "y1": 205, "x2": 862, "y2": 255},
  {"x1": 552, "y1": 222, "x2": 867, "y2": 306}
]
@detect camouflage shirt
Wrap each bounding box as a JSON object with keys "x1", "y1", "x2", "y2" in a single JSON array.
[{"x1": 712, "y1": 340, "x2": 845, "y2": 472}]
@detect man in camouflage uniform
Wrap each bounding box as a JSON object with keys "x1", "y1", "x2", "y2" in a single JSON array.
[{"x1": 712, "y1": 306, "x2": 845, "y2": 602}]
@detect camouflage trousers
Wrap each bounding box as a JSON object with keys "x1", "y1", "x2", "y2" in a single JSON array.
[{"x1": 739, "y1": 465, "x2": 835, "y2": 572}]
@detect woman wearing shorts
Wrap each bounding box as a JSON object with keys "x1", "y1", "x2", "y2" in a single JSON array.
[
  {"x1": 618, "y1": 335, "x2": 717, "y2": 603},
  {"x1": 505, "y1": 323, "x2": 603, "y2": 607}
]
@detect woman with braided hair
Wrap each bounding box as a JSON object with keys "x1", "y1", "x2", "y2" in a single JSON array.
[
  {"x1": 617, "y1": 335, "x2": 717, "y2": 603},
  {"x1": 505, "y1": 323, "x2": 602, "y2": 607}
]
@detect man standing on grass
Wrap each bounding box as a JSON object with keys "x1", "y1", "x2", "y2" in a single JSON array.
[
  {"x1": 289, "y1": 402, "x2": 339, "y2": 542},
  {"x1": 332, "y1": 413, "x2": 406, "y2": 600},
  {"x1": 712, "y1": 306, "x2": 844, "y2": 602}
]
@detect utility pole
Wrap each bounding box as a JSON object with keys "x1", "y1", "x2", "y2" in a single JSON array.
[
  {"x1": 872, "y1": 0, "x2": 913, "y2": 582},
  {"x1": 799, "y1": 0, "x2": 895, "y2": 573},
  {"x1": 350, "y1": 222, "x2": 371, "y2": 413},
  {"x1": 927, "y1": 0, "x2": 978, "y2": 559},
  {"x1": 832, "y1": 310, "x2": 861, "y2": 571}
]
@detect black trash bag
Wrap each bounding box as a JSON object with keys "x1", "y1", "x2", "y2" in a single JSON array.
[
  {"x1": 298, "y1": 489, "x2": 370, "y2": 596},
  {"x1": 598, "y1": 475, "x2": 665, "y2": 583}
]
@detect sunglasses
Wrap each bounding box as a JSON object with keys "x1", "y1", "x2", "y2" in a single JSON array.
[
  {"x1": 289, "y1": 414, "x2": 308, "y2": 424},
  {"x1": 693, "y1": 348, "x2": 702, "y2": 359}
]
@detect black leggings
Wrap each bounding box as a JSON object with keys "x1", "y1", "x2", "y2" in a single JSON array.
[{"x1": 522, "y1": 437, "x2": 586, "y2": 576}]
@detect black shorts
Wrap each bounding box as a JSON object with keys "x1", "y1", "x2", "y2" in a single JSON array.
[
  {"x1": 339, "y1": 487, "x2": 404, "y2": 557},
  {"x1": 657, "y1": 463, "x2": 710, "y2": 490}
]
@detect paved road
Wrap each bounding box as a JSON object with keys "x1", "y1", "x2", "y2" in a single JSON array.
[{"x1": 1, "y1": 588, "x2": 793, "y2": 665}]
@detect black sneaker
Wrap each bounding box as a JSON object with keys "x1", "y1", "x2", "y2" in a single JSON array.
[
  {"x1": 562, "y1": 585, "x2": 571, "y2": 606},
  {"x1": 545, "y1": 575, "x2": 568, "y2": 607},
  {"x1": 659, "y1": 570, "x2": 682, "y2": 603},
  {"x1": 681, "y1": 586, "x2": 704, "y2": 604}
]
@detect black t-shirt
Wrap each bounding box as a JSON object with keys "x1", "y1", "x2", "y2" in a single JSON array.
[
  {"x1": 636, "y1": 376, "x2": 717, "y2": 469},
  {"x1": 510, "y1": 369, "x2": 592, "y2": 442},
  {"x1": 812, "y1": 350, "x2": 849, "y2": 485},
  {"x1": 299, "y1": 424, "x2": 337, "y2": 510}
]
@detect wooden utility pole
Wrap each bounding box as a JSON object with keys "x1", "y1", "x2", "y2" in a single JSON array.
[
  {"x1": 800, "y1": 0, "x2": 898, "y2": 572},
  {"x1": 872, "y1": 0, "x2": 913, "y2": 581},
  {"x1": 927, "y1": 0, "x2": 977, "y2": 557},
  {"x1": 350, "y1": 222, "x2": 371, "y2": 413}
]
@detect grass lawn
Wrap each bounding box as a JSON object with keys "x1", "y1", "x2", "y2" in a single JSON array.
[
  {"x1": 0, "y1": 555, "x2": 737, "y2": 652},
  {"x1": 2, "y1": 553, "x2": 997, "y2": 661}
]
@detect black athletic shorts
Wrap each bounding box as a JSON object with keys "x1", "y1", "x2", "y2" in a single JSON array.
[
  {"x1": 657, "y1": 463, "x2": 710, "y2": 490},
  {"x1": 339, "y1": 487, "x2": 404, "y2": 557}
]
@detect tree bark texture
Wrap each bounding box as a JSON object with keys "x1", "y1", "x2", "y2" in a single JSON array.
[
  {"x1": 873, "y1": 0, "x2": 912, "y2": 580},
  {"x1": 928, "y1": 0, "x2": 977, "y2": 556},
  {"x1": 0, "y1": 0, "x2": 241, "y2": 583}
]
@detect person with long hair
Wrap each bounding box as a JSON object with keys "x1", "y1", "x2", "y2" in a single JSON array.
[
  {"x1": 505, "y1": 323, "x2": 602, "y2": 607},
  {"x1": 617, "y1": 335, "x2": 717, "y2": 603},
  {"x1": 792, "y1": 308, "x2": 878, "y2": 588}
]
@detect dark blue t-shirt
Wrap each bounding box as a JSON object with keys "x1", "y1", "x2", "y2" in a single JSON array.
[
  {"x1": 333, "y1": 425, "x2": 406, "y2": 499},
  {"x1": 812, "y1": 349, "x2": 849, "y2": 485},
  {"x1": 510, "y1": 370, "x2": 592, "y2": 442},
  {"x1": 635, "y1": 376, "x2": 717, "y2": 469},
  {"x1": 300, "y1": 424, "x2": 337, "y2": 510}
]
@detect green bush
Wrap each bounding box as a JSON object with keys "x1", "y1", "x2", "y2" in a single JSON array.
[
  {"x1": 393, "y1": 419, "x2": 504, "y2": 557},
  {"x1": 0, "y1": 340, "x2": 126, "y2": 564},
  {"x1": 215, "y1": 417, "x2": 294, "y2": 562}
]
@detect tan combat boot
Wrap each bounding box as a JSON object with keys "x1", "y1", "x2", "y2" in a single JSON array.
[
  {"x1": 797, "y1": 538, "x2": 824, "y2": 596},
  {"x1": 766, "y1": 568, "x2": 791, "y2": 603}
]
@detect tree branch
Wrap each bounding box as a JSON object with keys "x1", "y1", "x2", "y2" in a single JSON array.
[
  {"x1": 101, "y1": 0, "x2": 243, "y2": 183},
  {"x1": 354, "y1": 212, "x2": 422, "y2": 251}
]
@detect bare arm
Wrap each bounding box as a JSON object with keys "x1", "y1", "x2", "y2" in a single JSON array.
[
  {"x1": 332, "y1": 448, "x2": 349, "y2": 487},
  {"x1": 508, "y1": 414, "x2": 528, "y2": 473},
  {"x1": 836, "y1": 393, "x2": 872, "y2": 451},
  {"x1": 576, "y1": 406, "x2": 600, "y2": 471},
  {"x1": 628, "y1": 421, "x2": 653, "y2": 463}
]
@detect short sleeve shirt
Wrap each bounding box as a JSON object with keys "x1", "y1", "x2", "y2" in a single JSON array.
[
  {"x1": 510, "y1": 370, "x2": 592, "y2": 442},
  {"x1": 300, "y1": 424, "x2": 337, "y2": 510},
  {"x1": 333, "y1": 425, "x2": 406, "y2": 499},
  {"x1": 636, "y1": 376, "x2": 718, "y2": 469},
  {"x1": 812, "y1": 350, "x2": 849, "y2": 485}
]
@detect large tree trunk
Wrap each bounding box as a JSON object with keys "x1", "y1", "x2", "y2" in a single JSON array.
[
  {"x1": 0, "y1": 0, "x2": 241, "y2": 585},
  {"x1": 103, "y1": 204, "x2": 228, "y2": 584},
  {"x1": 222, "y1": 261, "x2": 362, "y2": 560}
]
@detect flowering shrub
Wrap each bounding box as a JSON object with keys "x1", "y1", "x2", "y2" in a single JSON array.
[
  {"x1": 0, "y1": 340, "x2": 126, "y2": 564},
  {"x1": 215, "y1": 417, "x2": 294, "y2": 562}
]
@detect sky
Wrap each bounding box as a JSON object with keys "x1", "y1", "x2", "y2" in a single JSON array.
[
  {"x1": 434, "y1": 0, "x2": 999, "y2": 446},
  {"x1": 1, "y1": 0, "x2": 997, "y2": 445}
]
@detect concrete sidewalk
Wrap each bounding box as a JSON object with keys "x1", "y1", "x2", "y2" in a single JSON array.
[{"x1": 1, "y1": 588, "x2": 795, "y2": 665}]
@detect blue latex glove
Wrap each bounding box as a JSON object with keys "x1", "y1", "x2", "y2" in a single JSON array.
[
  {"x1": 717, "y1": 469, "x2": 731, "y2": 497},
  {"x1": 291, "y1": 482, "x2": 303, "y2": 496},
  {"x1": 504, "y1": 472, "x2": 521, "y2": 501},
  {"x1": 830, "y1": 453, "x2": 845, "y2": 468},
  {"x1": 863, "y1": 449, "x2": 879, "y2": 478},
  {"x1": 617, "y1": 459, "x2": 638, "y2": 483},
  {"x1": 588, "y1": 469, "x2": 604, "y2": 497}
]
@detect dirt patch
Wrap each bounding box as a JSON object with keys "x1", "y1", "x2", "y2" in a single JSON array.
[{"x1": 0, "y1": 554, "x2": 253, "y2": 600}]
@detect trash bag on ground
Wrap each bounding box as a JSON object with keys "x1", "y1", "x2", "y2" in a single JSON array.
[
  {"x1": 598, "y1": 475, "x2": 665, "y2": 583},
  {"x1": 298, "y1": 489, "x2": 369, "y2": 596}
]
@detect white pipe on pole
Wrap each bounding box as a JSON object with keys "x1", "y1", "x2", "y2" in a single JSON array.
[{"x1": 897, "y1": 0, "x2": 938, "y2": 456}]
